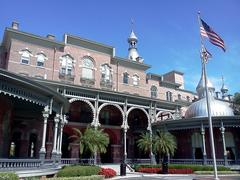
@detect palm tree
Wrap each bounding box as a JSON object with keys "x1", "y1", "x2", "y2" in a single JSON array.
[
  {"x1": 153, "y1": 130, "x2": 177, "y2": 174},
  {"x1": 70, "y1": 127, "x2": 110, "y2": 164},
  {"x1": 136, "y1": 132, "x2": 152, "y2": 155}
]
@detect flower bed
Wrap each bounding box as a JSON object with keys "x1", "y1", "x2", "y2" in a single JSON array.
[
  {"x1": 98, "y1": 168, "x2": 116, "y2": 178},
  {"x1": 168, "y1": 168, "x2": 193, "y2": 174},
  {"x1": 136, "y1": 167, "x2": 193, "y2": 174},
  {"x1": 138, "y1": 167, "x2": 161, "y2": 174}
]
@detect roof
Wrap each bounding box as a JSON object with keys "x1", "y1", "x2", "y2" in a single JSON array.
[
  {"x1": 0, "y1": 68, "x2": 69, "y2": 113},
  {"x1": 2, "y1": 28, "x2": 65, "y2": 49},
  {"x1": 112, "y1": 56, "x2": 151, "y2": 71},
  {"x1": 65, "y1": 34, "x2": 115, "y2": 56},
  {"x1": 152, "y1": 116, "x2": 240, "y2": 131}
]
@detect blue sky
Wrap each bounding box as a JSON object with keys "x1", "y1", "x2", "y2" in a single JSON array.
[{"x1": 1, "y1": 0, "x2": 239, "y2": 94}]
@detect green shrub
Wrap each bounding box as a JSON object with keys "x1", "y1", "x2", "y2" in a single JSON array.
[
  {"x1": 0, "y1": 172, "x2": 18, "y2": 180},
  {"x1": 195, "y1": 171, "x2": 239, "y2": 175},
  {"x1": 168, "y1": 164, "x2": 230, "y2": 171},
  {"x1": 48, "y1": 175, "x2": 104, "y2": 180},
  {"x1": 57, "y1": 165, "x2": 100, "y2": 177},
  {"x1": 132, "y1": 164, "x2": 231, "y2": 172}
]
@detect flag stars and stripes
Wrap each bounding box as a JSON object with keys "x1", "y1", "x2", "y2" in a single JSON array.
[{"x1": 200, "y1": 18, "x2": 226, "y2": 52}]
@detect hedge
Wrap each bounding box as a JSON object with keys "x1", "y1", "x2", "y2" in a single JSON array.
[
  {"x1": 57, "y1": 165, "x2": 100, "y2": 177},
  {"x1": 132, "y1": 164, "x2": 231, "y2": 172},
  {"x1": 0, "y1": 172, "x2": 18, "y2": 180},
  {"x1": 48, "y1": 175, "x2": 104, "y2": 180}
]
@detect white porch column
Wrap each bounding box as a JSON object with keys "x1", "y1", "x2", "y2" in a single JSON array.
[
  {"x1": 39, "y1": 106, "x2": 50, "y2": 160},
  {"x1": 148, "y1": 102, "x2": 156, "y2": 164},
  {"x1": 57, "y1": 115, "x2": 67, "y2": 159},
  {"x1": 220, "y1": 121, "x2": 228, "y2": 166},
  {"x1": 121, "y1": 98, "x2": 128, "y2": 164},
  {"x1": 91, "y1": 93, "x2": 99, "y2": 128},
  {"x1": 201, "y1": 123, "x2": 207, "y2": 165},
  {"x1": 52, "y1": 114, "x2": 60, "y2": 160},
  {"x1": 93, "y1": 94, "x2": 99, "y2": 165}
]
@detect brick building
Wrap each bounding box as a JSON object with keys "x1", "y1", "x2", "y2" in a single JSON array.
[{"x1": 0, "y1": 22, "x2": 239, "y2": 167}]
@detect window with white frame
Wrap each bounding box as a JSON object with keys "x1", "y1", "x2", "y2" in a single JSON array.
[
  {"x1": 36, "y1": 53, "x2": 47, "y2": 67},
  {"x1": 101, "y1": 64, "x2": 111, "y2": 82},
  {"x1": 19, "y1": 49, "x2": 32, "y2": 65},
  {"x1": 60, "y1": 54, "x2": 74, "y2": 75},
  {"x1": 82, "y1": 57, "x2": 94, "y2": 79},
  {"x1": 123, "y1": 72, "x2": 129, "y2": 84},
  {"x1": 132, "y1": 74, "x2": 139, "y2": 86},
  {"x1": 151, "y1": 85, "x2": 157, "y2": 98},
  {"x1": 166, "y1": 91, "x2": 173, "y2": 101}
]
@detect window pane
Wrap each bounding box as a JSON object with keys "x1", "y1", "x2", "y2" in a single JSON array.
[
  {"x1": 21, "y1": 58, "x2": 29, "y2": 64},
  {"x1": 37, "y1": 61, "x2": 44, "y2": 67},
  {"x1": 82, "y1": 68, "x2": 93, "y2": 79},
  {"x1": 67, "y1": 69, "x2": 72, "y2": 75},
  {"x1": 83, "y1": 58, "x2": 94, "y2": 68},
  {"x1": 123, "y1": 74, "x2": 128, "y2": 84}
]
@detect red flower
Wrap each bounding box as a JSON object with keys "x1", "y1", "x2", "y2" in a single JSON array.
[
  {"x1": 136, "y1": 167, "x2": 193, "y2": 174},
  {"x1": 137, "y1": 167, "x2": 161, "y2": 174},
  {"x1": 99, "y1": 168, "x2": 117, "y2": 178}
]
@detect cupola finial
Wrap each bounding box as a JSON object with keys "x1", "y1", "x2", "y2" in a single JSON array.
[{"x1": 127, "y1": 19, "x2": 143, "y2": 62}]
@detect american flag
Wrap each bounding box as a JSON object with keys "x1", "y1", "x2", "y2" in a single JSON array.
[{"x1": 200, "y1": 18, "x2": 226, "y2": 52}]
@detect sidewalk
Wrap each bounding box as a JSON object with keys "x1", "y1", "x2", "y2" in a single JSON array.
[{"x1": 110, "y1": 172, "x2": 240, "y2": 180}]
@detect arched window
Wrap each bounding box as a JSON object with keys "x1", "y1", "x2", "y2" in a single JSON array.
[
  {"x1": 19, "y1": 49, "x2": 32, "y2": 64},
  {"x1": 132, "y1": 74, "x2": 139, "y2": 86},
  {"x1": 166, "y1": 91, "x2": 172, "y2": 101},
  {"x1": 82, "y1": 57, "x2": 94, "y2": 79},
  {"x1": 151, "y1": 85, "x2": 157, "y2": 98},
  {"x1": 101, "y1": 64, "x2": 111, "y2": 82},
  {"x1": 60, "y1": 54, "x2": 74, "y2": 75},
  {"x1": 123, "y1": 72, "x2": 129, "y2": 84},
  {"x1": 36, "y1": 53, "x2": 47, "y2": 67}
]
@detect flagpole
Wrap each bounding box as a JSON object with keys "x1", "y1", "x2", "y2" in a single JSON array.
[{"x1": 197, "y1": 12, "x2": 219, "y2": 180}]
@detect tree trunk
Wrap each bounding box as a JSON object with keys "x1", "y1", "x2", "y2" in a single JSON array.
[{"x1": 162, "y1": 155, "x2": 168, "y2": 174}]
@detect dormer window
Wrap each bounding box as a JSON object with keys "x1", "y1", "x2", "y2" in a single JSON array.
[
  {"x1": 151, "y1": 85, "x2": 157, "y2": 98},
  {"x1": 123, "y1": 72, "x2": 129, "y2": 84},
  {"x1": 19, "y1": 49, "x2": 32, "y2": 65},
  {"x1": 36, "y1": 53, "x2": 47, "y2": 67},
  {"x1": 101, "y1": 64, "x2": 112, "y2": 82},
  {"x1": 132, "y1": 74, "x2": 139, "y2": 86},
  {"x1": 60, "y1": 54, "x2": 74, "y2": 76},
  {"x1": 82, "y1": 57, "x2": 94, "y2": 79}
]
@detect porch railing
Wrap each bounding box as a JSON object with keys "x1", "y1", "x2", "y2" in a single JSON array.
[
  {"x1": 0, "y1": 158, "x2": 239, "y2": 171},
  {"x1": 0, "y1": 159, "x2": 41, "y2": 171},
  {"x1": 61, "y1": 158, "x2": 94, "y2": 165}
]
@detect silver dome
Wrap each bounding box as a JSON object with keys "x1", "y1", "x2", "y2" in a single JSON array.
[
  {"x1": 185, "y1": 96, "x2": 234, "y2": 118},
  {"x1": 185, "y1": 62, "x2": 234, "y2": 119}
]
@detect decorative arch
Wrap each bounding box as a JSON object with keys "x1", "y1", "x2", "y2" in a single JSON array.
[
  {"x1": 156, "y1": 111, "x2": 174, "y2": 121},
  {"x1": 97, "y1": 103, "x2": 124, "y2": 124},
  {"x1": 126, "y1": 107, "x2": 150, "y2": 125},
  {"x1": 69, "y1": 98, "x2": 95, "y2": 120}
]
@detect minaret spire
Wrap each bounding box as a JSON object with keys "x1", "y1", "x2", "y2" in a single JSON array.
[
  {"x1": 221, "y1": 76, "x2": 228, "y2": 100},
  {"x1": 127, "y1": 19, "x2": 143, "y2": 62}
]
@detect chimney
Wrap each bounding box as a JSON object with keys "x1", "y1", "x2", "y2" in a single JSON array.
[
  {"x1": 12, "y1": 21, "x2": 19, "y2": 30},
  {"x1": 46, "y1": 34, "x2": 55, "y2": 40}
]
